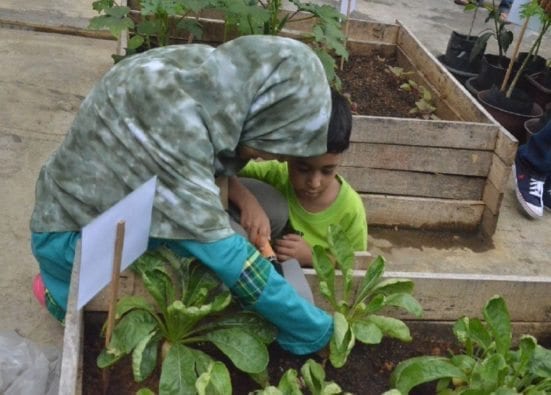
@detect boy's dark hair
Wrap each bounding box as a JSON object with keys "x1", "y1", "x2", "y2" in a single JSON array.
[{"x1": 327, "y1": 89, "x2": 352, "y2": 153}]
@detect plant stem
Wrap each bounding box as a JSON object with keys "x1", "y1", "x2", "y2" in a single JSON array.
[{"x1": 468, "y1": 4, "x2": 479, "y2": 38}]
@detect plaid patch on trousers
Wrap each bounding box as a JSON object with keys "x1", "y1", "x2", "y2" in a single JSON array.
[{"x1": 230, "y1": 249, "x2": 271, "y2": 306}]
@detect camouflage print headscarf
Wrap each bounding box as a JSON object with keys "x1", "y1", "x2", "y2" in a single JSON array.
[{"x1": 31, "y1": 35, "x2": 331, "y2": 241}]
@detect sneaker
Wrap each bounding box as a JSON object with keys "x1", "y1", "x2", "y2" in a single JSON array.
[
  {"x1": 513, "y1": 157, "x2": 545, "y2": 218},
  {"x1": 544, "y1": 177, "x2": 551, "y2": 211},
  {"x1": 33, "y1": 273, "x2": 46, "y2": 307}
]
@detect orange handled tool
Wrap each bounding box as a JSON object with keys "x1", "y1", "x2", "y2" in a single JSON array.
[{"x1": 256, "y1": 238, "x2": 283, "y2": 275}]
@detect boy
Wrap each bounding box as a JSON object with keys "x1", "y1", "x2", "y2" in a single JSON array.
[{"x1": 228, "y1": 90, "x2": 367, "y2": 266}]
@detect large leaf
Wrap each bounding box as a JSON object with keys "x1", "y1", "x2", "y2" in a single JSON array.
[
  {"x1": 483, "y1": 296, "x2": 512, "y2": 356},
  {"x1": 159, "y1": 344, "x2": 198, "y2": 395},
  {"x1": 204, "y1": 328, "x2": 269, "y2": 374},
  {"x1": 453, "y1": 317, "x2": 492, "y2": 354},
  {"x1": 517, "y1": 335, "x2": 538, "y2": 377},
  {"x1": 383, "y1": 293, "x2": 423, "y2": 317},
  {"x1": 390, "y1": 356, "x2": 467, "y2": 394},
  {"x1": 115, "y1": 295, "x2": 156, "y2": 319},
  {"x1": 351, "y1": 320, "x2": 383, "y2": 345},
  {"x1": 206, "y1": 311, "x2": 277, "y2": 344},
  {"x1": 312, "y1": 245, "x2": 337, "y2": 307},
  {"x1": 195, "y1": 361, "x2": 232, "y2": 395},
  {"x1": 531, "y1": 345, "x2": 551, "y2": 378},
  {"x1": 132, "y1": 331, "x2": 159, "y2": 382},
  {"x1": 367, "y1": 315, "x2": 411, "y2": 342},
  {"x1": 329, "y1": 312, "x2": 355, "y2": 368},
  {"x1": 474, "y1": 353, "x2": 507, "y2": 392},
  {"x1": 276, "y1": 368, "x2": 302, "y2": 394},
  {"x1": 98, "y1": 309, "x2": 158, "y2": 367},
  {"x1": 354, "y1": 256, "x2": 385, "y2": 305},
  {"x1": 372, "y1": 278, "x2": 414, "y2": 296}
]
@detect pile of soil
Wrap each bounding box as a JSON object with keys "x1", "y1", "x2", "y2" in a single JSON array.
[
  {"x1": 336, "y1": 54, "x2": 418, "y2": 117},
  {"x1": 83, "y1": 312, "x2": 460, "y2": 395}
]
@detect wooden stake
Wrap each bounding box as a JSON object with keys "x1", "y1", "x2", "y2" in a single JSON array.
[
  {"x1": 102, "y1": 220, "x2": 126, "y2": 394},
  {"x1": 500, "y1": 16, "x2": 530, "y2": 92},
  {"x1": 340, "y1": 0, "x2": 353, "y2": 71}
]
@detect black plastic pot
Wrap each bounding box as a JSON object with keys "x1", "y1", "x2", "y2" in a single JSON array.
[
  {"x1": 525, "y1": 70, "x2": 551, "y2": 108},
  {"x1": 474, "y1": 54, "x2": 509, "y2": 90},
  {"x1": 438, "y1": 31, "x2": 484, "y2": 84},
  {"x1": 478, "y1": 88, "x2": 543, "y2": 145},
  {"x1": 516, "y1": 52, "x2": 547, "y2": 76}
]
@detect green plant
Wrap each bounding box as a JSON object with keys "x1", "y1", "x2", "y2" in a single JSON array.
[
  {"x1": 215, "y1": 0, "x2": 348, "y2": 89},
  {"x1": 89, "y1": 0, "x2": 214, "y2": 61},
  {"x1": 386, "y1": 295, "x2": 551, "y2": 395},
  {"x1": 471, "y1": 0, "x2": 514, "y2": 60},
  {"x1": 312, "y1": 223, "x2": 423, "y2": 369},
  {"x1": 386, "y1": 66, "x2": 439, "y2": 120},
  {"x1": 253, "y1": 359, "x2": 352, "y2": 395},
  {"x1": 501, "y1": 0, "x2": 551, "y2": 99},
  {"x1": 97, "y1": 247, "x2": 277, "y2": 394}
]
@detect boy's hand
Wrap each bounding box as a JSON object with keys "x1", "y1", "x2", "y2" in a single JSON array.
[{"x1": 274, "y1": 234, "x2": 313, "y2": 267}]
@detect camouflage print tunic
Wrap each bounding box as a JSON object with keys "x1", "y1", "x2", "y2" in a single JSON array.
[{"x1": 30, "y1": 35, "x2": 331, "y2": 242}]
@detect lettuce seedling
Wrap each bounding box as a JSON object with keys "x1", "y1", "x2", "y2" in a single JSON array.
[
  {"x1": 312, "y1": 224, "x2": 423, "y2": 369},
  {"x1": 387, "y1": 295, "x2": 551, "y2": 394},
  {"x1": 97, "y1": 247, "x2": 277, "y2": 394}
]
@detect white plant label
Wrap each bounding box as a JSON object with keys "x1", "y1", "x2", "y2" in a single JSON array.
[{"x1": 77, "y1": 176, "x2": 157, "y2": 309}]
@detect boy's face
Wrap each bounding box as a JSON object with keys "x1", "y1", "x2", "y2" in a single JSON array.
[{"x1": 288, "y1": 153, "x2": 341, "y2": 201}]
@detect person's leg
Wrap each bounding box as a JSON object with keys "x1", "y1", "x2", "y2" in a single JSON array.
[
  {"x1": 228, "y1": 178, "x2": 289, "y2": 240},
  {"x1": 514, "y1": 120, "x2": 551, "y2": 217},
  {"x1": 31, "y1": 231, "x2": 81, "y2": 322}
]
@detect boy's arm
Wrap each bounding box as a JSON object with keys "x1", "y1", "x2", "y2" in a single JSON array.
[{"x1": 228, "y1": 176, "x2": 271, "y2": 245}]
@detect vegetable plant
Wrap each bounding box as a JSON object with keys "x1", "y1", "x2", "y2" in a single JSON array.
[
  {"x1": 97, "y1": 247, "x2": 277, "y2": 394},
  {"x1": 215, "y1": 0, "x2": 348, "y2": 88},
  {"x1": 312, "y1": 223, "x2": 423, "y2": 369},
  {"x1": 501, "y1": 0, "x2": 551, "y2": 99},
  {"x1": 386, "y1": 66, "x2": 439, "y2": 120},
  {"x1": 387, "y1": 295, "x2": 551, "y2": 395},
  {"x1": 253, "y1": 359, "x2": 352, "y2": 395},
  {"x1": 89, "y1": 0, "x2": 214, "y2": 61},
  {"x1": 471, "y1": 0, "x2": 514, "y2": 61}
]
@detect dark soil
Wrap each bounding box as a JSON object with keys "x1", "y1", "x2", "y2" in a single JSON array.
[
  {"x1": 484, "y1": 85, "x2": 534, "y2": 115},
  {"x1": 83, "y1": 312, "x2": 461, "y2": 395},
  {"x1": 336, "y1": 54, "x2": 420, "y2": 117}
]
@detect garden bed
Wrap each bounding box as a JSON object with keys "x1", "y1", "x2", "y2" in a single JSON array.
[
  {"x1": 140, "y1": 10, "x2": 517, "y2": 237},
  {"x1": 59, "y1": 248, "x2": 551, "y2": 395}
]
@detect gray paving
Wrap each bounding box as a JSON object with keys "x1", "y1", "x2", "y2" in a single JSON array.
[{"x1": 0, "y1": 0, "x2": 549, "y2": 352}]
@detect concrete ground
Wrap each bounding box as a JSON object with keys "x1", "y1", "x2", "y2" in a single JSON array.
[{"x1": 0, "y1": 0, "x2": 550, "y2": 354}]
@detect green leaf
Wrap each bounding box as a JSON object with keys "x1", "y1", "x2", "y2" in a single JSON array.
[
  {"x1": 128, "y1": 34, "x2": 145, "y2": 50},
  {"x1": 100, "y1": 309, "x2": 159, "y2": 367},
  {"x1": 355, "y1": 256, "x2": 385, "y2": 305},
  {"x1": 327, "y1": 223, "x2": 355, "y2": 296},
  {"x1": 92, "y1": 0, "x2": 115, "y2": 13},
  {"x1": 115, "y1": 295, "x2": 156, "y2": 319},
  {"x1": 372, "y1": 278, "x2": 414, "y2": 297},
  {"x1": 531, "y1": 345, "x2": 551, "y2": 378},
  {"x1": 476, "y1": 353, "x2": 507, "y2": 392},
  {"x1": 277, "y1": 368, "x2": 302, "y2": 394},
  {"x1": 483, "y1": 296, "x2": 512, "y2": 356},
  {"x1": 329, "y1": 311, "x2": 355, "y2": 368},
  {"x1": 383, "y1": 293, "x2": 423, "y2": 317},
  {"x1": 159, "y1": 344, "x2": 197, "y2": 395},
  {"x1": 195, "y1": 361, "x2": 232, "y2": 395},
  {"x1": 301, "y1": 359, "x2": 328, "y2": 394},
  {"x1": 210, "y1": 311, "x2": 277, "y2": 344},
  {"x1": 470, "y1": 31, "x2": 492, "y2": 62},
  {"x1": 132, "y1": 330, "x2": 159, "y2": 382},
  {"x1": 137, "y1": 389, "x2": 156, "y2": 395},
  {"x1": 351, "y1": 320, "x2": 383, "y2": 344},
  {"x1": 176, "y1": 19, "x2": 204, "y2": 39},
  {"x1": 312, "y1": 245, "x2": 336, "y2": 306},
  {"x1": 390, "y1": 356, "x2": 467, "y2": 394},
  {"x1": 363, "y1": 293, "x2": 385, "y2": 315},
  {"x1": 367, "y1": 315, "x2": 411, "y2": 342},
  {"x1": 453, "y1": 317, "x2": 492, "y2": 354},
  {"x1": 517, "y1": 335, "x2": 537, "y2": 376},
  {"x1": 204, "y1": 328, "x2": 269, "y2": 374}
]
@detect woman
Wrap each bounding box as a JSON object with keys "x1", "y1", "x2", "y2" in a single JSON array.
[{"x1": 30, "y1": 35, "x2": 333, "y2": 355}]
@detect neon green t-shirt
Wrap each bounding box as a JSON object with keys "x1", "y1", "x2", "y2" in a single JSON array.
[{"x1": 239, "y1": 160, "x2": 368, "y2": 252}]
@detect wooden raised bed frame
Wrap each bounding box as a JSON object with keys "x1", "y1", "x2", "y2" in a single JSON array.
[{"x1": 125, "y1": 8, "x2": 516, "y2": 236}]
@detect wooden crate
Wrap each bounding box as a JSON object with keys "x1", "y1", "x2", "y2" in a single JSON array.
[
  {"x1": 132, "y1": 11, "x2": 516, "y2": 236},
  {"x1": 60, "y1": 248, "x2": 551, "y2": 394}
]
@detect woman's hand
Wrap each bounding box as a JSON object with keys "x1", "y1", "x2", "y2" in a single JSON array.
[{"x1": 274, "y1": 233, "x2": 313, "y2": 266}]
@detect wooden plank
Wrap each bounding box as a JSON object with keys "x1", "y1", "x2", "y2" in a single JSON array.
[
  {"x1": 60, "y1": 242, "x2": 83, "y2": 395},
  {"x1": 306, "y1": 270, "x2": 551, "y2": 322},
  {"x1": 342, "y1": 143, "x2": 493, "y2": 177},
  {"x1": 482, "y1": 178, "x2": 503, "y2": 216},
  {"x1": 480, "y1": 206, "x2": 499, "y2": 237},
  {"x1": 346, "y1": 19, "x2": 399, "y2": 44},
  {"x1": 487, "y1": 153, "x2": 513, "y2": 193},
  {"x1": 361, "y1": 194, "x2": 485, "y2": 231},
  {"x1": 340, "y1": 167, "x2": 485, "y2": 200},
  {"x1": 495, "y1": 126, "x2": 519, "y2": 165},
  {"x1": 346, "y1": 39, "x2": 396, "y2": 57},
  {"x1": 351, "y1": 116, "x2": 497, "y2": 150},
  {"x1": 396, "y1": 22, "x2": 491, "y2": 124}
]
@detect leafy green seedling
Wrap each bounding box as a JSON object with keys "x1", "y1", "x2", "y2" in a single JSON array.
[
  {"x1": 312, "y1": 224, "x2": 423, "y2": 369},
  {"x1": 387, "y1": 295, "x2": 551, "y2": 395},
  {"x1": 98, "y1": 247, "x2": 276, "y2": 394}
]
